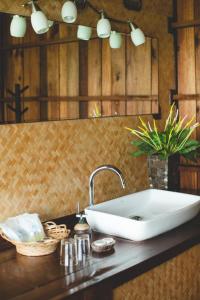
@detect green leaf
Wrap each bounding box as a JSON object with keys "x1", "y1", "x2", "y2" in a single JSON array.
[
  {"x1": 183, "y1": 140, "x2": 200, "y2": 148},
  {"x1": 159, "y1": 133, "x2": 167, "y2": 144},
  {"x1": 179, "y1": 140, "x2": 200, "y2": 154},
  {"x1": 126, "y1": 109, "x2": 200, "y2": 160},
  {"x1": 182, "y1": 152, "x2": 198, "y2": 162},
  {"x1": 180, "y1": 145, "x2": 200, "y2": 154},
  {"x1": 138, "y1": 143, "x2": 154, "y2": 151},
  {"x1": 131, "y1": 151, "x2": 145, "y2": 157},
  {"x1": 178, "y1": 128, "x2": 190, "y2": 141},
  {"x1": 131, "y1": 140, "x2": 144, "y2": 146}
]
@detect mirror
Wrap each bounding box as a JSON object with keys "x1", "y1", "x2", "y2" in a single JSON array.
[{"x1": 0, "y1": 13, "x2": 158, "y2": 124}]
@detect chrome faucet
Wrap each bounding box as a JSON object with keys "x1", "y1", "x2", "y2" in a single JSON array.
[{"x1": 89, "y1": 165, "x2": 126, "y2": 207}]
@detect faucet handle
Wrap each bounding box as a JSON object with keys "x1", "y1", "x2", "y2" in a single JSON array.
[{"x1": 76, "y1": 202, "x2": 87, "y2": 220}]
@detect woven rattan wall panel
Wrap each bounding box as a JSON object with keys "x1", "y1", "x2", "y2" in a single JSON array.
[
  {"x1": 0, "y1": 0, "x2": 174, "y2": 221},
  {"x1": 114, "y1": 245, "x2": 200, "y2": 300},
  {"x1": 0, "y1": 117, "x2": 149, "y2": 221}
]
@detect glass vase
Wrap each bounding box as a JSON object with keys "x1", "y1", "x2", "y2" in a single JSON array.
[{"x1": 147, "y1": 155, "x2": 168, "y2": 190}]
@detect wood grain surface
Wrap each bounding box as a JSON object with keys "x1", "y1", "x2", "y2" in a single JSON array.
[{"x1": 176, "y1": 0, "x2": 200, "y2": 191}]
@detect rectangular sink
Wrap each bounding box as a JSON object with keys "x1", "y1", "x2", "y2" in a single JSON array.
[{"x1": 85, "y1": 189, "x2": 200, "y2": 241}]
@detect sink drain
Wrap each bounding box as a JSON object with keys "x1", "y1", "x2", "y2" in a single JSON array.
[{"x1": 129, "y1": 215, "x2": 143, "y2": 221}]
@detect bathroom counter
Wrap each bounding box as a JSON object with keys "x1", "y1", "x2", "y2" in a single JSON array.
[{"x1": 0, "y1": 214, "x2": 199, "y2": 300}]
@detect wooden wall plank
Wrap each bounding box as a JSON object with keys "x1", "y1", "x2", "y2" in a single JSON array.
[
  {"x1": 79, "y1": 40, "x2": 89, "y2": 119},
  {"x1": 194, "y1": 0, "x2": 200, "y2": 180},
  {"x1": 66, "y1": 41, "x2": 79, "y2": 119},
  {"x1": 59, "y1": 23, "x2": 69, "y2": 120},
  {"x1": 194, "y1": 0, "x2": 200, "y2": 141},
  {"x1": 59, "y1": 25, "x2": 79, "y2": 120},
  {"x1": 47, "y1": 25, "x2": 60, "y2": 121},
  {"x1": 126, "y1": 37, "x2": 152, "y2": 115},
  {"x1": 126, "y1": 36, "x2": 135, "y2": 115},
  {"x1": 102, "y1": 39, "x2": 112, "y2": 117},
  {"x1": 177, "y1": 0, "x2": 200, "y2": 192},
  {"x1": 151, "y1": 38, "x2": 159, "y2": 114},
  {"x1": 180, "y1": 171, "x2": 197, "y2": 190},
  {"x1": 197, "y1": 172, "x2": 200, "y2": 190},
  {"x1": 111, "y1": 36, "x2": 126, "y2": 116},
  {"x1": 40, "y1": 46, "x2": 48, "y2": 121},
  {"x1": 88, "y1": 39, "x2": 102, "y2": 118},
  {"x1": 177, "y1": 0, "x2": 196, "y2": 122},
  {"x1": 3, "y1": 15, "x2": 24, "y2": 123},
  {"x1": 23, "y1": 23, "x2": 40, "y2": 122},
  {"x1": 4, "y1": 50, "x2": 24, "y2": 123}
]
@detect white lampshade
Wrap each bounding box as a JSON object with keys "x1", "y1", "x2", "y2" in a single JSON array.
[
  {"x1": 97, "y1": 12, "x2": 111, "y2": 38},
  {"x1": 61, "y1": 1, "x2": 77, "y2": 23},
  {"x1": 31, "y1": 11, "x2": 49, "y2": 34},
  {"x1": 129, "y1": 22, "x2": 145, "y2": 46},
  {"x1": 31, "y1": 2, "x2": 49, "y2": 34},
  {"x1": 77, "y1": 25, "x2": 92, "y2": 40},
  {"x1": 10, "y1": 15, "x2": 27, "y2": 38},
  {"x1": 109, "y1": 31, "x2": 122, "y2": 49}
]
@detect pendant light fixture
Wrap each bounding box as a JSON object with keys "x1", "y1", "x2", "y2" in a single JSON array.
[
  {"x1": 128, "y1": 21, "x2": 145, "y2": 46},
  {"x1": 30, "y1": 0, "x2": 49, "y2": 34},
  {"x1": 97, "y1": 11, "x2": 111, "y2": 38},
  {"x1": 10, "y1": 15, "x2": 27, "y2": 38},
  {"x1": 18, "y1": 0, "x2": 145, "y2": 48},
  {"x1": 77, "y1": 25, "x2": 92, "y2": 40},
  {"x1": 109, "y1": 31, "x2": 122, "y2": 49},
  {"x1": 61, "y1": 1, "x2": 78, "y2": 23}
]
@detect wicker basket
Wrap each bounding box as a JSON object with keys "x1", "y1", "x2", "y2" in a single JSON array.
[
  {"x1": 44, "y1": 221, "x2": 70, "y2": 240},
  {"x1": 0, "y1": 231, "x2": 59, "y2": 256},
  {"x1": 0, "y1": 220, "x2": 70, "y2": 256}
]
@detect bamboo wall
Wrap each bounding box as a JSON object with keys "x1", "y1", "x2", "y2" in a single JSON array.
[
  {"x1": 0, "y1": 117, "x2": 150, "y2": 221},
  {"x1": 176, "y1": 0, "x2": 200, "y2": 191}
]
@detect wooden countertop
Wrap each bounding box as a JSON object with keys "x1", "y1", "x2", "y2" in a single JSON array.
[{"x1": 0, "y1": 214, "x2": 199, "y2": 300}]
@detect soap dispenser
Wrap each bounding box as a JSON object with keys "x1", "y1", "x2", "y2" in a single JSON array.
[{"x1": 74, "y1": 203, "x2": 90, "y2": 235}]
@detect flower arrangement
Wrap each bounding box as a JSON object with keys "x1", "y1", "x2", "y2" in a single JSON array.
[{"x1": 126, "y1": 104, "x2": 200, "y2": 161}]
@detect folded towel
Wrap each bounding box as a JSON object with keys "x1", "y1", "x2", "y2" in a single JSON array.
[{"x1": 0, "y1": 213, "x2": 45, "y2": 242}]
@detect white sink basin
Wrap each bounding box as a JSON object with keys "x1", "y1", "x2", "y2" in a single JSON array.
[{"x1": 85, "y1": 189, "x2": 200, "y2": 241}]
